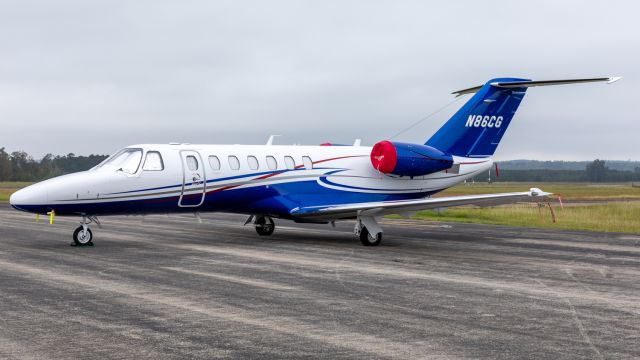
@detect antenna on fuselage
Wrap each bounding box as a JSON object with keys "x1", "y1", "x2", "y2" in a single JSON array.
[{"x1": 266, "y1": 135, "x2": 281, "y2": 146}]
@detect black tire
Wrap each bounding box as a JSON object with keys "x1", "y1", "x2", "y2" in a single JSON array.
[
  {"x1": 359, "y1": 227, "x2": 382, "y2": 246},
  {"x1": 255, "y1": 216, "x2": 275, "y2": 236},
  {"x1": 73, "y1": 226, "x2": 93, "y2": 246}
]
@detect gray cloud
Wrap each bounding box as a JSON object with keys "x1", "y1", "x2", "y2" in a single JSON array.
[{"x1": 0, "y1": 0, "x2": 638, "y2": 160}]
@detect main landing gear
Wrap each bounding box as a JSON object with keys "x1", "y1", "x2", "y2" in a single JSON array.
[
  {"x1": 246, "y1": 214, "x2": 383, "y2": 246},
  {"x1": 246, "y1": 215, "x2": 275, "y2": 236},
  {"x1": 354, "y1": 215, "x2": 383, "y2": 246},
  {"x1": 72, "y1": 216, "x2": 100, "y2": 246}
]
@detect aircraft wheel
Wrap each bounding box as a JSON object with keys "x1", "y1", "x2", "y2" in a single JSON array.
[
  {"x1": 255, "y1": 216, "x2": 275, "y2": 236},
  {"x1": 73, "y1": 226, "x2": 93, "y2": 246},
  {"x1": 359, "y1": 227, "x2": 382, "y2": 246}
]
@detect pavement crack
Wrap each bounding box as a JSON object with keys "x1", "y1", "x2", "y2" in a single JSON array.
[{"x1": 533, "y1": 278, "x2": 604, "y2": 360}]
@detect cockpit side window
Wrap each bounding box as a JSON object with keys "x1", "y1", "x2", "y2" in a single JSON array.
[
  {"x1": 142, "y1": 151, "x2": 164, "y2": 171},
  {"x1": 99, "y1": 148, "x2": 143, "y2": 174}
]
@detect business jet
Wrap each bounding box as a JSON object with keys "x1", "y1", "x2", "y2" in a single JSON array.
[{"x1": 10, "y1": 77, "x2": 619, "y2": 246}]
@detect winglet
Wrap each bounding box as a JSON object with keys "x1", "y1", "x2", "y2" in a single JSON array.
[{"x1": 529, "y1": 188, "x2": 552, "y2": 197}]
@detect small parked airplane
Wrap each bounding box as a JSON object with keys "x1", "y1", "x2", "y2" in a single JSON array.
[{"x1": 10, "y1": 77, "x2": 619, "y2": 246}]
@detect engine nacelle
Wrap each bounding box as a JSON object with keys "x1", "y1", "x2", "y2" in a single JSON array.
[{"x1": 370, "y1": 141, "x2": 453, "y2": 177}]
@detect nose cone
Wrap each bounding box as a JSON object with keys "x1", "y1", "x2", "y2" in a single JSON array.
[{"x1": 9, "y1": 183, "x2": 49, "y2": 212}]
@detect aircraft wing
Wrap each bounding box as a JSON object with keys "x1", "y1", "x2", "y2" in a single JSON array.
[{"x1": 290, "y1": 188, "x2": 551, "y2": 220}]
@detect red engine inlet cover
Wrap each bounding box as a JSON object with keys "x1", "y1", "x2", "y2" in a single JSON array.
[{"x1": 370, "y1": 140, "x2": 397, "y2": 173}]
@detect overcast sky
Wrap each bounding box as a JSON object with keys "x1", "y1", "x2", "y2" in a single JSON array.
[{"x1": 0, "y1": 0, "x2": 637, "y2": 160}]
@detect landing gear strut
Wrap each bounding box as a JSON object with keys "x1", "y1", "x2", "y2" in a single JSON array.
[
  {"x1": 72, "y1": 216, "x2": 99, "y2": 246},
  {"x1": 354, "y1": 215, "x2": 383, "y2": 246},
  {"x1": 254, "y1": 216, "x2": 275, "y2": 236}
]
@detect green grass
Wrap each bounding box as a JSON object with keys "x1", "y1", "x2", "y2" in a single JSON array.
[
  {"x1": 0, "y1": 181, "x2": 33, "y2": 188},
  {"x1": 437, "y1": 182, "x2": 640, "y2": 201},
  {"x1": 403, "y1": 202, "x2": 640, "y2": 234},
  {"x1": 0, "y1": 182, "x2": 32, "y2": 202}
]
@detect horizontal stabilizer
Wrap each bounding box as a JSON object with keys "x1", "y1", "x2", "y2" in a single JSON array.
[{"x1": 452, "y1": 77, "x2": 621, "y2": 97}]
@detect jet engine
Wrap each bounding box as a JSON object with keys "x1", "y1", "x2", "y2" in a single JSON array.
[{"x1": 370, "y1": 141, "x2": 453, "y2": 177}]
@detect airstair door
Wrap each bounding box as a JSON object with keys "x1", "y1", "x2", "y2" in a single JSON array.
[{"x1": 179, "y1": 150, "x2": 206, "y2": 207}]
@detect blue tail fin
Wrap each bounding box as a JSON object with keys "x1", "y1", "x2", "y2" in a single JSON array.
[{"x1": 426, "y1": 77, "x2": 529, "y2": 157}]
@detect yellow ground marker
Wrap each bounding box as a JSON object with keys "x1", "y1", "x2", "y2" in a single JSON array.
[
  {"x1": 35, "y1": 214, "x2": 40, "y2": 223},
  {"x1": 47, "y1": 210, "x2": 55, "y2": 224}
]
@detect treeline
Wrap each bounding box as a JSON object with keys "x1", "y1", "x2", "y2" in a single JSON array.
[
  {"x1": 487, "y1": 169, "x2": 640, "y2": 182},
  {"x1": 0, "y1": 148, "x2": 107, "y2": 182},
  {"x1": 1, "y1": 148, "x2": 638, "y2": 183},
  {"x1": 500, "y1": 159, "x2": 640, "y2": 172},
  {"x1": 475, "y1": 160, "x2": 640, "y2": 182}
]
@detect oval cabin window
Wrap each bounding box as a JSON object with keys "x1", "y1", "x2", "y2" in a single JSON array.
[
  {"x1": 266, "y1": 156, "x2": 278, "y2": 170},
  {"x1": 247, "y1": 156, "x2": 259, "y2": 170},
  {"x1": 186, "y1": 156, "x2": 198, "y2": 171},
  {"x1": 228, "y1": 156, "x2": 240, "y2": 170},
  {"x1": 302, "y1": 156, "x2": 313, "y2": 170},
  {"x1": 208, "y1": 156, "x2": 221, "y2": 171},
  {"x1": 284, "y1": 156, "x2": 295, "y2": 170}
]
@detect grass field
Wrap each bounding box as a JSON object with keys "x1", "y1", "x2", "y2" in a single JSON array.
[
  {"x1": 412, "y1": 182, "x2": 640, "y2": 233},
  {"x1": 436, "y1": 182, "x2": 640, "y2": 201},
  {"x1": 404, "y1": 202, "x2": 640, "y2": 234},
  {"x1": 0, "y1": 182, "x2": 32, "y2": 202}
]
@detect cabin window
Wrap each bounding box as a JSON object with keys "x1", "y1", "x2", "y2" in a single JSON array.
[
  {"x1": 186, "y1": 155, "x2": 198, "y2": 171},
  {"x1": 247, "y1": 156, "x2": 259, "y2": 170},
  {"x1": 302, "y1": 156, "x2": 313, "y2": 170},
  {"x1": 142, "y1": 151, "x2": 164, "y2": 171},
  {"x1": 229, "y1": 156, "x2": 240, "y2": 170},
  {"x1": 266, "y1": 156, "x2": 278, "y2": 170},
  {"x1": 208, "y1": 156, "x2": 221, "y2": 171},
  {"x1": 284, "y1": 156, "x2": 295, "y2": 170},
  {"x1": 101, "y1": 148, "x2": 142, "y2": 174}
]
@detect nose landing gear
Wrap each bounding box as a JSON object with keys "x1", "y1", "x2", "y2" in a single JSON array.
[
  {"x1": 73, "y1": 226, "x2": 93, "y2": 246},
  {"x1": 72, "y1": 216, "x2": 100, "y2": 246}
]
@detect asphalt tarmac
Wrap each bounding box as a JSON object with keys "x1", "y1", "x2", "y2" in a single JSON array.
[{"x1": 0, "y1": 204, "x2": 638, "y2": 359}]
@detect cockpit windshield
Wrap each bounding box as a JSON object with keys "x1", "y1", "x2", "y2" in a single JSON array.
[{"x1": 95, "y1": 148, "x2": 143, "y2": 174}]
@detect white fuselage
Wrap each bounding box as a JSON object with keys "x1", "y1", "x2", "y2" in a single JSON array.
[{"x1": 10, "y1": 143, "x2": 492, "y2": 220}]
